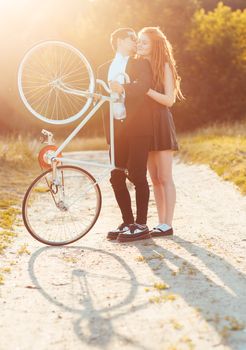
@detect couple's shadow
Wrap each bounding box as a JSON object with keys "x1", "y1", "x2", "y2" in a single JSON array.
[
  {"x1": 27, "y1": 236, "x2": 246, "y2": 349},
  {"x1": 28, "y1": 245, "x2": 151, "y2": 350},
  {"x1": 135, "y1": 235, "x2": 246, "y2": 346}
]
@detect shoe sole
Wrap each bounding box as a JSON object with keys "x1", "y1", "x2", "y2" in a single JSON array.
[
  {"x1": 150, "y1": 229, "x2": 173, "y2": 237},
  {"x1": 117, "y1": 232, "x2": 151, "y2": 242},
  {"x1": 107, "y1": 233, "x2": 119, "y2": 240}
]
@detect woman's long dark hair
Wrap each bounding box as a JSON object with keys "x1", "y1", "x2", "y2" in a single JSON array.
[{"x1": 139, "y1": 27, "x2": 184, "y2": 100}]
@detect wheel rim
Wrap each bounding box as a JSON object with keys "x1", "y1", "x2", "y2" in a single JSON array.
[
  {"x1": 23, "y1": 166, "x2": 101, "y2": 245},
  {"x1": 18, "y1": 41, "x2": 95, "y2": 125}
]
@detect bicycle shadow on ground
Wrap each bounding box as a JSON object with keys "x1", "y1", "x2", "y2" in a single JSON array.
[
  {"x1": 28, "y1": 246, "x2": 151, "y2": 349},
  {"x1": 136, "y1": 236, "x2": 246, "y2": 349}
]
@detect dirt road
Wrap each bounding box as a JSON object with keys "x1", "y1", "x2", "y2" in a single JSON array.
[{"x1": 1, "y1": 151, "x2": 246, "y2": 350}]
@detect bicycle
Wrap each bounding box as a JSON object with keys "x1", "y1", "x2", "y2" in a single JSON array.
[{"x1": 18, "y1": 40, "x2": 129, "y2": 246}]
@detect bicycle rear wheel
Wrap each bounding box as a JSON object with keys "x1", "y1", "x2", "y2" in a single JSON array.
[
  {"x1": 22, "y1": 166, "x2": 101, "y2": 246},
  {"x1": 18, "y1": 41, "x2": 95, "y2": 125}
]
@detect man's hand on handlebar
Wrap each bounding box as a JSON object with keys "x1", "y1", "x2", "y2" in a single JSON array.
[{"x1": 109, "y1": 81, "x2": 125, "y2": 94}]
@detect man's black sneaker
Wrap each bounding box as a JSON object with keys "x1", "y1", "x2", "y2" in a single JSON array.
[
  {"x1": 117, "y1": 223, "x2": 151, "y2": 242},
  {"x1": 107, "y1": 223, "x2": 132, "y2": 240}
]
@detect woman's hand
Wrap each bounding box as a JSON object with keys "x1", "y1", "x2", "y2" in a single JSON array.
[
  {"x1": 147, "y1": 63, "x2": 176, "y2": 107},
  {"x1": 147, "y1": 88, "x2": 176, "y2": 107}
]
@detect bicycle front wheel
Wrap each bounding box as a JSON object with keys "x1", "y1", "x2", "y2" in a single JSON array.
[
  {"x1": 18, "y1": 41, "x2": 95, "y2": 125},
  {"x1": 22, "y1": 166, "x2": 101, "y2": 246}
]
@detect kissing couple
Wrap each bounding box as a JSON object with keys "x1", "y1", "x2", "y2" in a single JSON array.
[{"x1": 97, "y1": 27, "x2": 184, "y2": 243}]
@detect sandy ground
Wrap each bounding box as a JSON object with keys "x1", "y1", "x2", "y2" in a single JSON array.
[{"x1": 0, "y1": 151, "x2": 246, "y2": 350}]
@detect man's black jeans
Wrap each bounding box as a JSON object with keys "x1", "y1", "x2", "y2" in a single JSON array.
[{"x1": 110, "y1": 125, "x2": 151, "y2": 225}]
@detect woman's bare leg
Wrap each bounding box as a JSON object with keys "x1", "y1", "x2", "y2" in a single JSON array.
[
  {"x1": 148, "y1": 150, "x2": 176, "y2": 226},
  {"x1": 147, "y1": 151, "x2": 166, "y2": 223},
  {"x1": 155, "y1": 150, "x2": 176, "y2": 226}
]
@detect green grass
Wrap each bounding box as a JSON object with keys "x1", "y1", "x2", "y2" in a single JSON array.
[
  {"x1": 17, "y1": 244, "x2": 31, "y2": 256},
  {"x1": 149, "y1": 293, "x2": 177, "y2": 304},
  {"x1": 153, "y1": 282, "x2": 170, "y2": 290},
  {"x1": 0, "y1": 207, "x2": 21, "y2": 230},
  {"x1": 0, "y1": 230, "x2": 17, "y2": 255},
  {"x1": 0, "y1": 135, "x2": 40, "y2": 257},
  {"x1": 178, "y1": 121, "x2": 246, "y2": 194},
  {"x1": 0, "y1": 134, "x2": 38, "y2": 166},
  {"x1": 0, "y1": 134, "x2": 107, "y2": 165}
]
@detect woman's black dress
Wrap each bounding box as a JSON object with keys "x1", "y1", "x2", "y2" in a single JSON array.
[{"x1": 149, "y1": 88, "x2": 179, "y2": 152}]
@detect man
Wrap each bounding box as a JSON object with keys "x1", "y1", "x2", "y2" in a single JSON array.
[{"x1": 97, "y1": 28, "x2": 153, "y2": 242}]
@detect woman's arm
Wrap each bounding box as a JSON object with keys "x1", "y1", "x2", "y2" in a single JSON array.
[
  {"x1": 110, "y1": 59, "x2": 152, "y2": 99},
  {"x1": 147, "y1": 63, "x2": 176, "y2": 107}
]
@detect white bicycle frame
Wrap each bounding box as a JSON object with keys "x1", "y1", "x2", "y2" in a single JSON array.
[{"x1": 45, "y1": 73, "x2": 129, "y2": 182}]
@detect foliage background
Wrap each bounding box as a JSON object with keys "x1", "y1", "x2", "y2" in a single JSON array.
[{"x1": 0, "y1": 0, "x2": 245, "y2": 137}]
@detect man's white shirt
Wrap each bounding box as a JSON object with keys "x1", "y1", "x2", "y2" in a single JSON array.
[
  {"x1": 108, "y1": 52, "x2": 129, "y2": 83},
  {"x1": 108, "y1": 52, "x2": 129, "y2": 120}
]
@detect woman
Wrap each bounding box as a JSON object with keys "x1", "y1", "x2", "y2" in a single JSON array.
[{"x1": 137, "y1": 26, "x2": 184, "y2": 236}]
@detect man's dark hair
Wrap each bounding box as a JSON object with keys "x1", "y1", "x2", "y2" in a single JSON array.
[{"x1": 110, "y1": 27, "x2": 135, "y2": 51}]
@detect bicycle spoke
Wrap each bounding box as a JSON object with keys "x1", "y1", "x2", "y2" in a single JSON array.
[
  {"x1": 18, "y1": 41, "x2": 94, "y2": 124},
  {"x1": 23, "y1": 166, "x2": 101, "y2": 246}
]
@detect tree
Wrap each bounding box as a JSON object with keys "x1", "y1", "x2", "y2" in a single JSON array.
[
  {"x1": 177, "y1": 2, "x2": 246, "y2": 129},
  {"x1": 200, "y1": 0, "x2": 246, "y2": 11}
]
